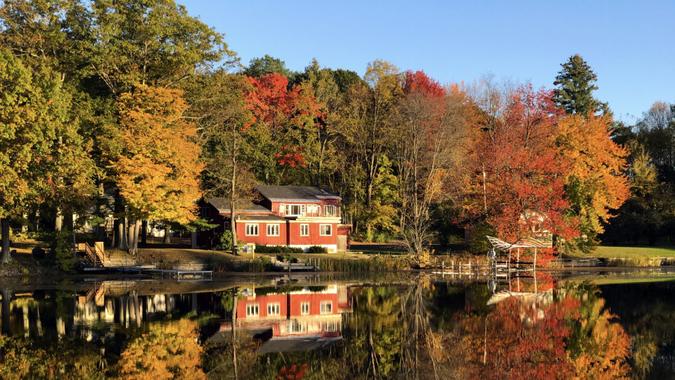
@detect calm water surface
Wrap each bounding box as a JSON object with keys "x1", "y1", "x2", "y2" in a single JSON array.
[{"x1": 1, "y1": 271, "x2": 675, "y2": 379}]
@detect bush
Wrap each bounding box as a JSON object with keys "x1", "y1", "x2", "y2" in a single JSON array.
[
  {"x1": 216, "y1": 230, "x2": 233, "y2": 250},
  {"x1": 51, "y1": 230, "x2": 77, "y2": 272},
  {"x1": 255, "y1": 245, "x2": 303, "y2": 254},
  {"x1": 306, "y1": 245, "x2": 328, "y2": 253}
]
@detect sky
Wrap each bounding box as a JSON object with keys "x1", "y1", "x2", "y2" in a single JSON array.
[{"x1": 179, "y1": 0, "x2": 675, "y2": 123}]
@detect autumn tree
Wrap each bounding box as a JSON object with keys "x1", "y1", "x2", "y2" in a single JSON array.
[
  {"x1": 244, "y1": 54, "x2": 293, "y2": 79},
  {"x1": 190, "y1": 71, "x2": 255, "y2": 253},
  {"x1": 555, "y1": 115, "x2": 629, "y2": 251},
  {"x1": 117, "y1": 319, "x2": 206, "y2": 379},
  {"x1": 115, "y1": 85, "x2": 202, "y2": 254},
  {"x1": 553, "y1": 54, "x2": 608, "y2": 116},
  {"x1": 468, "y1": 86, "x2": 578, "y2": 242}
]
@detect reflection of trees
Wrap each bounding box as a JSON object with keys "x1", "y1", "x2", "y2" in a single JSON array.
[
  {"x1": 458, "y1": 283, "x2": 631, "y2": 380},
  {"x1": 117, "y1": 318, "x2": 206, "y2": 379},
  {"x1": 562, "y1": 283, "x2": 631, "y2": 379},
  {"x1": 0, "y1": 337, "x2": 104, "y2": 380}
]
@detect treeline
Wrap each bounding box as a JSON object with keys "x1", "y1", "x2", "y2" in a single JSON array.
[{"x1": 0, "y1": 1, "x2": 666, "y2": 265}]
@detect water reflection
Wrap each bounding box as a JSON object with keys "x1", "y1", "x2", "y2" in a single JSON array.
[{"x1": 0, "y1": 274, "x2": 673, "y2": 379}]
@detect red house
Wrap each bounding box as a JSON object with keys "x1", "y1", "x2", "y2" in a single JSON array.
[{"x1": 205, "y1": 186, "x2": 350, "y2": 253}]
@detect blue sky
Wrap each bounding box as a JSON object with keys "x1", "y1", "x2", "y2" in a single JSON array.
[{"x1": 179, "y1": 1, "x2": 675, "y2": 122}]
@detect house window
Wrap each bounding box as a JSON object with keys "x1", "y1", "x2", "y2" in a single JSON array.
[
  {"x1": 324, "y1": 205, "x2": 337, "y2": 216},
  {"x1": 290, "y1": 320, "x2": 306, "y2": 333},
  {"x1": 267, "y1": 303, "x2": 280, "y2": 316},
  {"x1": 320, "y1": 224, "x2": 332, "y2": 236},
  {"x1": 307, "y1": 204, "x2": 320, "y2": 215},
  {"x1": 300, "y1": 224, "x2": 310, "y2": 237},
  {"x1": 285, "y1": 204, "x2": 305, "y2": 216},
  {"x1": 320, "y1": 301, "x2": 333, "y2": 314},
  {"x1": 301, "y1": 302, "x2": 310, "y2": 315},
  {"x1": 267, "y1": 224, "x2": 280, "y2": 236},
  {"x1": 246, "y1": 304, "x2": 259, "y2": 317},
  {"x1": 245, "y1": 224, "x2": 259, "y2": 236}
]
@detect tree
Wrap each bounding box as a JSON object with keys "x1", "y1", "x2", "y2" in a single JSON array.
[
  {"x1": 0, "y1": 49, "x2": 81, "y2": 264},
  {"x1": 117, "y1": 319, "x2": 206, "y2": 379},
  {"x1": 244, "y1": 54, "x2": 293, "y2": 78},
  {"x1": 553, "y1": 54, "x2": 608, "y2": 116},
  {"x1": 395, "y1": 71, "x2": 475, "y2": 255},
  {"x1": 468, "y1": 86, "x2": 578, "y2": 242},
  {"x1": 115, "y1": 85, "x2": 202, "y2": 254},
  {"x1": 190, "y1": 71, "x2": 255, "y2": 254},
  {"x1": 555, "y1": 115, "x2": 630, "y2": 251}
]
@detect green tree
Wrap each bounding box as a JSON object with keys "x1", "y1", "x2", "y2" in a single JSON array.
[
  {"x1": 553, "y1": 54, "x2": 608, "y2": 116},
  {"x1": 244, "y1": 54, "x2": 293, "y2": 78}
]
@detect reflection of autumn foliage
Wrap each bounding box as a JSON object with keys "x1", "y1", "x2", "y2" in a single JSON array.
[
  {"x1": 117, "y1": 319, "x2": 205, "y2": 380},
  {"x1": 461, "y1": 296, "x2": 578, "y2": 380},
  {"x1": 507, "y1": 272, "x2": 556, "y2": 293},
  {"x1": 564, "y1": 285, "x2": 631, "y2": 379},
  {"x1": 276, "y1": 363, "x2": 309, "y2": 380},
  {"x1": 460, "y1": 286, "x2": 631, "y2": 380}
]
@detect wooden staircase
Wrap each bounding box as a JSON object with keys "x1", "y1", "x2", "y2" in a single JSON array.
[{"x1": 77, "y1": 242, "x2": 137, "y2": 268}]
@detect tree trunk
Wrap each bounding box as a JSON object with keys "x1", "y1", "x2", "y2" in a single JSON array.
[
  {"x1": 230, "y1": 123, "x2": 238, "y2": 255},
  {"x1": 55, "y1": 208, "x2": 63, "y2": 233},
  {"x1": 163, "y1": 226, "x2": 171, "y2": 244},
  {"x1": 191, "y1": 230, "x2": 197, "y2": 249},
  {"x1": 1, "y1": 288, "x2": 10, "y2": 335},
  {"x1": 133, "y1": 220, "x2": 141, "y2": 253},
  {"x1": 1, "y1": 219, "x2": 10, "y2": 264},
  {"x1": 141, "y1": 220, "x2": 148, "y2": 246},
  {"x1": 116, "y1": 219, "x2": 126, "y2": 250}
]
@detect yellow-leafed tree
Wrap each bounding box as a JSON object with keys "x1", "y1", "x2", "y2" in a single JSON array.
[
  {"x1": 556, "y1": 114, "x2": 630, "y2": 251},
  {"x1": 116, "y1": 85, "x2": 203, "y2": 253}
]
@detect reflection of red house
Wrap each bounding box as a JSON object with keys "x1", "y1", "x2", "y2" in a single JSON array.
[
  {"x1": 221, "y1": 285, "x2": 351, "y2": 353},
  {"x1": 204, "y1": 186, "x2": 351, "y2": 253}
]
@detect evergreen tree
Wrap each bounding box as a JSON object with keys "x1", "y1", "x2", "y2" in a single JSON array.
[{"x1": 553, "y1": 54, "x2": 608, "y2": 115}]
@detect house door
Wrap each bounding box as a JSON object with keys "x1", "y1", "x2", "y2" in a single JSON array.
[{"x1": 337, "y1": 235, "x2": 348, "y2": 252}]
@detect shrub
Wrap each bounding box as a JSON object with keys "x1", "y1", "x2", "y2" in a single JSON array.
[
  {"x1": 31, "y1": 247, "x2": 46, "y2": 260},
  {"x1": 306, "y1": 246, "x2": 328, "y2": 254},
  {"x1": 216, "y1": 230, "x2": 233, "y2": 250},
  {"x1": 255, "y1": 245, "x2": 303, "y2": 254},
  {"x1": 51, "y1": 230, "x2": 77, "y2": 272}
]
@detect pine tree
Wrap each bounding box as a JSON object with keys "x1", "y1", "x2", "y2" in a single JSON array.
[{"x1": 553, "y1": 54, "x2": 608, "y2": 115}]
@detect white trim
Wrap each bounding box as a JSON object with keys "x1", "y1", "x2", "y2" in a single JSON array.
[
  {"x1": 320, "y1": 301, "x2": 333, "y2": 314},
  {"x1": 320, "y1": 224, "x2": 332, "y2": 236},
  {"x1": 300, "y1": 224, "x2": 310, "y2": 237},
  {"x1": 246, "y1": 303, "x2": 259, "y2": 317},
  {"x1": 266, "y1": 223, "x2": 280, "y2": 236},
  {"x1": 300, "y1": 301, "x2": 310, "y2": 315},
  {"x1": 267, "y1": 302, "x2": 280, "y2": 316},
  {"x1": 288, "y1": 244, "x2": 338, "y2": 253},
  {"x1": 245, "y1": 223, "x2": 259, "y2": 236}
]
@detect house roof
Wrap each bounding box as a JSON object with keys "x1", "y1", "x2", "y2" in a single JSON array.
[
  {"x1": 206, "y1": 197, "x2": 271, "y2": 215},
  {"x1": 256, "y1": 185, "x2": 341, "y2": 202},
  {"x1": 237, "y1": 214, "x2": 285, "y2": 221}
]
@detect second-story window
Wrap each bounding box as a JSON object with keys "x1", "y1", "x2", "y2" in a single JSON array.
[
  {"x1": 320, "y1": 301, "x2": 333, "y2": 314},
  {"x1": 300, "y1": 224, "x2": 310, "y2": 236},
  {"x1": 246, "y1": 304, "x2": 259, "y2": 317},
  {"x1": 301, "y1": 302, "x2": 310, "y2": 315},
  {"x1": 285, "y1": 204, "x2": 305, "y2": 216},
  {"x1": 245, "y1": 224, "x2": 259, "y2": 236},
  {"x1": 324, "y1": 205, "x2": 337, "y2": 216},
  {"x1": 267, "y1": 303, "x2": 280, "y2": 316},
  {"x1": 267, "y1": 224, "x2": 280, "y2": 236}
]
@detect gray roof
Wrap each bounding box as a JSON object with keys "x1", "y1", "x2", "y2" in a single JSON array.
[
  {"x1": 258, "y1": 336, "x2": 342, "y2": 353},
  {"x1": 256, "y1": 186, "x2": 340, "y2": 202},
  {"x1": 206, "y1": 197, "x2": 270, "y2": 214},
  {"x1": 237, "y1": 214, "x2": 285, "y2": 221}
]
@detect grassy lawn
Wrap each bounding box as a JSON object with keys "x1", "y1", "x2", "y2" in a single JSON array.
[{"x1": 573, "y1": 246, "x2": 675, "y2": 259}]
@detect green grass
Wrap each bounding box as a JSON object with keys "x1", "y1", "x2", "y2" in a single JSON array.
[{"x1": 572, "y1": 246, "x2": 675, "y2": 259}]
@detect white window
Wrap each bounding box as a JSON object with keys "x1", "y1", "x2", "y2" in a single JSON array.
[
  {"x1": 320, "y1": 301, "x2": 333, "y2": 314},
  {"x1": 266, "y1": 224, "x2": 280, "y2": 236},
  {"x1": 267, "y1": 303, "x2": 280, "y2": 316},
  {"x1": 307, "y1": 204, "x2": 320, "y2": 215},
  {"x1": 246, "y1": 303, "x2": 259, "y2": 317},
  {"x1": 300, "y1": 224, "x2": 310, "y2": 237},
  {"x1": 290, "y1": 320, "x2": 307, "y2": 333},
  {"x1": 245, "y1": 224, "x2": 259, "y2": 236},
  {"x1": 301, "y1": 302, "x2": 310, "y2": 315},
  {"x1": 324, "y1": 205, "x2": 337, "y2": 216},
  {"x1": 285, "y1": 204, "x2": 305, "y2": 216},
  {"x1": 320, "y1": 224, "x2": 332, "y2": 236}
]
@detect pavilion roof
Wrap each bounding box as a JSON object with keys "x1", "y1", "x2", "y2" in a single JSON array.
[{"x1": 486, "y1": 236, "x2": 552, "y2": 251}]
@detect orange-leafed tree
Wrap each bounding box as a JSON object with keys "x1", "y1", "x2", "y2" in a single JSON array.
[
  {"x1": 555, "y1": 114, "x2": 630, "y2": 251},
  {"x1": 470, "y1": 86, "x2": 578, "y2": 242},
  {"x1": 115, "y1": 85, "x2": 202, "y2": 254}
]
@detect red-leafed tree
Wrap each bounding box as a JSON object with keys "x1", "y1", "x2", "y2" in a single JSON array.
[
  {"x1": 245, "y1": 73, "x2": 321, "y2": 183},
  {"x1": 470, "y1": 85, "x2": 579, "y2": 242}
]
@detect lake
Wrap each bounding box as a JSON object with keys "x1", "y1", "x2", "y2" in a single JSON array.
[{"x1": 1, "y1": 270, "x2": 674, "y2": 379}]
